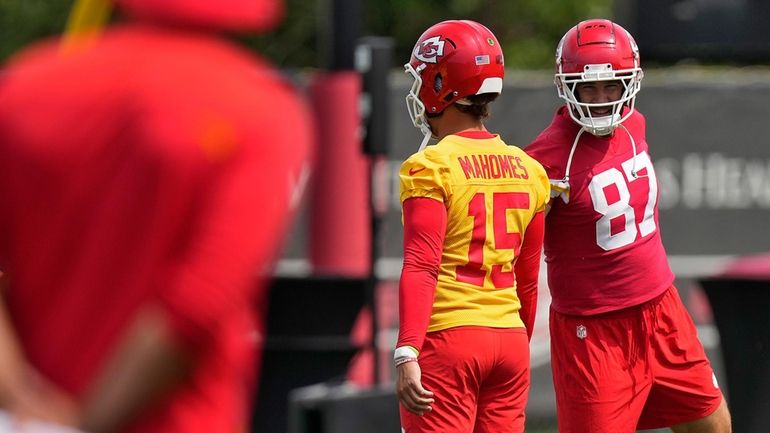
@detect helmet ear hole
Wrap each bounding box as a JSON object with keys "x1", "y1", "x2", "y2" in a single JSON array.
[{"x1": 433, "y1": 74, "x2": 443, "y2": 94}]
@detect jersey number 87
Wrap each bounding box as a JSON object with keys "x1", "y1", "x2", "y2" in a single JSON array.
[{"x1": 589, "y1": 151, "x2": 658, "y2": 251}]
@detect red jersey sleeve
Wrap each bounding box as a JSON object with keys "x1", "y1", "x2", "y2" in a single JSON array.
[
  {"x1": 515, "y1": 211, "x2": 544, "y2": 340},
  {"x1": 396, "y1": 197, "x2": 447, "y2": 353}
]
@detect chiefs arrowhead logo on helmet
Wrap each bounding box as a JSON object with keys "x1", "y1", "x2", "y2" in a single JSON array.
[{"x1": 414, "y1": 36, "x2": 445, "y2": 64}]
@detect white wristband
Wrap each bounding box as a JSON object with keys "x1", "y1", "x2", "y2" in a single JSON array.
[
  {"x1": 394, "y1": 357, "x2": 418, "y2": 368},
  {"x1": 393, "y1": 346, "x2": 419, "y2": 363}
]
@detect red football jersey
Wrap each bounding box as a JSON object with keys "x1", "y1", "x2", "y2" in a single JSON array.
[
  {"x1": 0, "y1": 24, "x2": 312, "y2": 433},
  {"x1": 526, "y1": 107, "x2": 673, "y2": 315}
]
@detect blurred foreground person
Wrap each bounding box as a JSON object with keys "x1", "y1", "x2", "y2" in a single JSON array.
[
  {"x1": 0, "y1": 0, "x2": 313, "y2": 432},
  {"x1": 525, "y1": 19, "x2": 731, "y2": 433},
  {"x1": 395, "y1": 20, "x2": 550, "y2": 433}
]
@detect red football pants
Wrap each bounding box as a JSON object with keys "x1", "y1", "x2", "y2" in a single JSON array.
[{"x1": 400, "y1": 326, "x2": 530, "y2": 433}]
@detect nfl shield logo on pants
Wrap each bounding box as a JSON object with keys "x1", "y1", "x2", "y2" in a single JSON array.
[{"x1": 576, "y1": 325, "x2": 587, "y2": 339}]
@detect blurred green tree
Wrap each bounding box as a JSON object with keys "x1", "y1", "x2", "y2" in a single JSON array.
[
  {"x1": 0, "y1": 0, "x2": 612, "y2": 69},
  {"x1": 362, "y1": 0, "x2": 613, "y2": 69},
  {"x1": 0, "y1": 0, "x2": 72, "y2": 61}
]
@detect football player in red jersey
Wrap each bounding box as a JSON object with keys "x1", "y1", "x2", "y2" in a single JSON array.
[
  {"x1": 395, "y1": 20, "x2": 550, "y2": 433},
  {"x1": 0, "y1": 0, "x2": 312, "y2": 432},
  {"x1": 525, "y1": 19, "x2": 732, "y2": 433}
]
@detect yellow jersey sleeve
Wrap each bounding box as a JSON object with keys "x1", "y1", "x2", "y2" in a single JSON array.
[{"x1": 399, "y1": 150, "x2": 450, "y2": 204}]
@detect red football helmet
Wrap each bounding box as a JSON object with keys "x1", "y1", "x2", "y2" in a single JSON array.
[
  {"x1": 405, "y1": 20, "x2": 505, "y2": 149},
  {"x1": 554, "y1": 19, "x2": 643, "y2": 136}
]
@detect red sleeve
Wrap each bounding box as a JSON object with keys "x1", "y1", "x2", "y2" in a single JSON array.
[
  {"x1": 396, "y1": 197, "x2": 446, "y2": 353},
  {"x1": 515, "y1": 211, "x2": 544, "y2": 340}
]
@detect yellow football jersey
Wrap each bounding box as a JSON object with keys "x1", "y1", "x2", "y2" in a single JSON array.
[{"x1": 400, "y1": 134, "x2": 550, "y2": 332}]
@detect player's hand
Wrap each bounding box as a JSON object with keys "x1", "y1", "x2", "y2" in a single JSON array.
[
  {"x1": 396, "y1": 361, "x2": 434, "y2": 416},
  {"x1": 0, "y1": 365, "x2": 81, "y2": 427}
]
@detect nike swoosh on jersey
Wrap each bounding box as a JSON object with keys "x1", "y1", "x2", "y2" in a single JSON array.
[{"x1": 409, "y1": 167, "x2": 426, "y2": 176}]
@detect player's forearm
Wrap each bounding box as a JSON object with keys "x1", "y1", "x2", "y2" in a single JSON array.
[
  {"x1": 515, "y1": 211, "x2": 545, "y2": 340},
  {"x1": 517, "y1": 283, "x2": 538, "y2": 341},
  {"x1": 397, "y1": 262, "x2": 437, "y2": 351},
  {"x1": 80, "y1": 305, "x2": 192, "y2": 433}
]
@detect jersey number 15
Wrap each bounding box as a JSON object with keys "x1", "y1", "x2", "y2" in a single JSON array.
[{"x1": 456, "y1": 192, "x2": 529, "y2": 288}]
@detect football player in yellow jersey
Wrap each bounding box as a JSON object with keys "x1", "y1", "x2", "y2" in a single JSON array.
[{"x1": 395, "y1": 20, "x2": 551, "y2": 433}]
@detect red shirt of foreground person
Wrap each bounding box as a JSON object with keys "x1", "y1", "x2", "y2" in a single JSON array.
[{"x1": 0, "y1": 1, "x2": 313, "y2": 433}]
